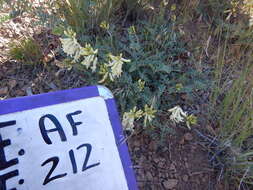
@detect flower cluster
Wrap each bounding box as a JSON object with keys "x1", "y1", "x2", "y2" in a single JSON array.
[
  {"x1": 80, "y1": 44, "x2": 98, "y2": 72},
  {"x1": 60, "y1": 29, "x2": 98, "y2": 70},
  {"x1": 61, "y1": 29, "x2": 131, "y2": 82},
  {"x1": 100, "y1": 21, "x2": 110, "y2": 30},
  {"x1": 138, "y1": 79, "x2": 145, "y2": 91},
  {"x1": 168, "y1": 105, "x2": 197, "y2": 129},
  {"x1": 99, "y1": 53, "x2": 130, "y2": 83},
  {"x1": 122, "y1": 107, "x2": 143, "y2": 132},
  {"x1": 122, "y1": 105, "x2": 157, "y2": 132}
]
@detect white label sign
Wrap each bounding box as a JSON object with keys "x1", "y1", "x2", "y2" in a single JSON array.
[{"x1": 0, "y1": 86, "x2": 137, "y2": 190}]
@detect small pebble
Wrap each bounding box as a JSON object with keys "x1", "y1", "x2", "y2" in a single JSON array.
[
  {"x1": 0, "y1": 87, "x2": 8, "y2": 95},
  {"x1": 184, "y1": 133, "x2": 193, "y2": 141},
  {"x1": 182, "y1": 175, "x2": 189, "y2": 182},
  {"x1": 163, "y1": 179, "x2": 178, "y2": 189}
]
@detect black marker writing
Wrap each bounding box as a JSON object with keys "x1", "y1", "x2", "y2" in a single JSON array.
[
  {"x1": 41, "y1": 157, "x2": 67, "y2": 185},
  {"x1": 0, "y1": 121, "x2": 16, "y2": 129},
  {"x1": 39, "y1": 114, "x2": 67, "y2": 145},
  {"x1": 41, "y1": 143, "x2": 100, "y2": 185},
  {"x1": 0, "y1": 170, "x2": 19, "y2": 190},
  {"x1": 0, "y1": 121, "x2": 19, "y2": 170},
  {"x1": 66, "y1": 111, "x2": 83, "y2": 136},
  {"x1": 0, "y1": 135, "x2": 19, "y2": 170},
  {"x1": 77, "y1": 143, "x2": 100, "y2": 172},
  {"x1": 69, "y1": 150, "x2": 77, "y2": 174},
  {"x1": 0, "y1": 121, "x2": 20, "y2": 190}
]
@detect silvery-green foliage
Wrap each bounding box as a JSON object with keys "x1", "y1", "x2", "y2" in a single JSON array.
[
  {"x1": 113, "y1": 21, "x2": 209, "y2": 114},
  {"x1": 60, "y1": 12, "x2": 210, "y2": 135}
]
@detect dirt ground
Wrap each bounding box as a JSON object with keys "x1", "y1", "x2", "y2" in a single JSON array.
[{"x1": 129, "y1": 129, "x2": 218, "y2": 190}]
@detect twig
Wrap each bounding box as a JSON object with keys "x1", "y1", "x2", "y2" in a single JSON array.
[
  {"x1": 168, "y1": 142, "x2": 172, "y2": 160},
  {"x1": 120, "y1": 127, "x2": 144, "y2": 145},
  {"x1": 218, "y1": 166, "x2": 224, "y2": 182},
  {"x1": 238, "y1": 167, "x2": 250, "y2": 190},
  {"x1": 193, "y1": 128, "x2": 218, "y2": 145}
]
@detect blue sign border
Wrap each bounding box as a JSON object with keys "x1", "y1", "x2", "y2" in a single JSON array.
[{"x1": 0, "y1": 85, "x2": 138, "y2": 190}]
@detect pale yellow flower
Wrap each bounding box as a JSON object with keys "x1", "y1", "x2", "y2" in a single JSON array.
[
  {"x1": 186, "y1": 114, "x2": 197, "y2": 129},
  {"x1": 138, "y1": 79, "x2": 145, "y2": 91},
  {"x1": 168, "y1": 106, "x2": 197, "y2": 129},
  {"x1": 100, "y1": 21, "x2": 110, "y2": 30},
  {"x1": 98, "y1": 63, "x2": 114, "y2": 83},
  {"x1": 80, "y1": 44, "x2": 98, "y2": 72},
  {"x1": 122, "y1": 112, "x2": 135, "y2": 131},
  {"x1": 143, "y1": 104, "x2": 156, "y2": 127},
  {"x1": 175, "y1": 83, "x2": 183, "y2": 91},
  {"x1": 99, "y1": 53, "x2": 130, "y2": 83},
  {"x1": 60, "y1": 37, "x2": 80, "y2": 58},
  {"x1": 108, "y1": 53, "x2": 130, "y2": 80},
  {"x1": 81, "y1": 44, "x2": 98, "y2": 56},
  {"x1": 128, "y1": 25, "x2": 136, "y2": 35},
  {"x1": 122, "y1": 107, "x2": 143, "y2": 131},
  {"x1": 171, "y1": 15, "x2": 177, "y2": 22},
  {"x1": 168, "y1": 106, "x2": 187, "y2": 124},
  {"x1": 171, "y1": 4, "x2": 177, "y2": 11}
]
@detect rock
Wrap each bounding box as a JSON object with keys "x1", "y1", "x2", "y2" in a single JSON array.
[
  {"x1": 159, "y1": 172, "x2": 164, "y2": 178},
  {"x1": 149, "y1": 141, "x2": 157, "y2": 150},
  {"x1": 154, "y1": 158, "x2": 160, "y2": 163},
  {"x1": 191, "y1": 145, "x2": 197, "y2": 150},
  {"x1": 13, "y1": 17, "x2": 22, "y2": 23},
  {"x1": 170, "y1": 163, "x2": 176, "y2": 171},
  {"x1": 133, "y1": 140, "x2": 140, "y2": 147},
  {"x1": 163, "y1": 179, "x2": 178, "y2": 189},
  {"x1": 48, "y1": 82, "x2": 58, "y2": 90},
  {"x1": 25, "y1": 87, "x2": 33, "y2": 96},
  {"x1": 182, "y1": 174, "x2": 189, "y2": 182},
  {"x1": 15, "y1": 89, "x2": 25, "y2": 96},
  {"x1": 184, "y1": 133, "x2": 193, "y2": 141},
  {"x1": 139, "y1": 155, "x2": 147, "y2": 166},
  {"x1": 201, "y1": 175, "x2": 207, "y2": 182},
  {"x1": 8, "y1": 80, "x2": 17, "y2": 88},
  {"x1": 181, "y1": 94, "x2": 188, "y2": 100},
  {"x1": 158, "y1": 161, "x2": 164, "y2": 168},
  {"x1": 146, "y1": 171, "x2": 153, "y2": 181},
  {"x1": 43, "y1": 53, "x2": 54, "y2": 63},
  {"x1": 0, "y1": 87, "x2": 8, "y2": 95},
  {"x1": 136, "y1": 172, "x2": 145, "y2": 181},
  {"x1": 179, "y1": 138, "x2": 185, "y2": 145}
]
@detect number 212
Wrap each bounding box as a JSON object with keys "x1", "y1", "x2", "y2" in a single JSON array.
[{"x1": 41, "y1": 143, "x2": 100, "y2": 185}]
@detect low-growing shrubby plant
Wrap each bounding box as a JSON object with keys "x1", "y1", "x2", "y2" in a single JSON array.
[
  {"x1": 59, "y1": 8, "x2": 208, "y2": 137},
  {"x1": 9, "y1": 38, "x2": 43, "y2": 65}
]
